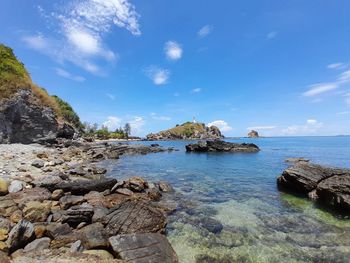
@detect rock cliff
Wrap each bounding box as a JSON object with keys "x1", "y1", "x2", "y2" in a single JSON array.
[{"x1": 146, "y1": 122, "x2": 223, "y2": 140}]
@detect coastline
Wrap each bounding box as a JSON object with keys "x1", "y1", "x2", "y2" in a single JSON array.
[{"x1": 0, "y1": 141, "x2": 179, "y2": 262}]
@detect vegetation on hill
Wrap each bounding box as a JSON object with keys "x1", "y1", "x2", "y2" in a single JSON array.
[
  {"x1": 52, "y1": 95, "x2": 83, "y2": 130},
  {"x1": 83, "y1": 122, "x2": 134, "y2": 140},
  {"x1": 162, "y1": 122, "x2": 207, "y2": 138}
]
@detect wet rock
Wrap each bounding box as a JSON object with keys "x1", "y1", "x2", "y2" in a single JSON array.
[
  {"x1": 31, "y1": 160, "x2": 45, "y2": 168},
  {"x1": 285, "y1": 157, "x2": 310, "y2": 163},
  {"x1": 157, "y1": 181, "x2": 174, "y2": 192},
  {"x1": 195, "y1": 217, "x2": 223, "y2": 234},
  {"x1": 124, "y1": 177, "x2": 148, "y2": 192},
  {"x1": 147, "y1": 188, "x2": 162, "y2": 201},
  {"x1": 186, "y1": 140, "x2": 260, "y2": 153},
  {"x1": 0, "y1": 178, "x2": 9, "y2": 195},
  {"x1": 195, "y1": 254, "x2": 234, "y2": 263},
  {"x1": 104, "y1": 200, "x2": 166, "y2": 235},
  {"x1": 23, "y1": 201, "x2": 51, "y2": 222},
  {"x1": 115, "y1": 188, "x2": 134, "y2": 196},
  {"x1": 6, "y1": 220, "x2": 34, "y2": 253},
  {"x1": 78, "y1": 223, "x2": 109, "y2": 249},
  {"x1": 109, "y1": 233, "x2": 178, "y2": 263},
  {"x1": 8, "y1": 180, "x2": 23, "y2": 193},
  {"x1": 45, "y1": 178, "x2": 117, "y2": 195},
  {"x1": 61, "y1": 203, "x2": 94, "y2": 227},
  {"x1": 23, "y1": 237, "x2": 50, "y2": 253},
  {"x1": 59, "y1": 195, "x2": 85, "y2": 209}
]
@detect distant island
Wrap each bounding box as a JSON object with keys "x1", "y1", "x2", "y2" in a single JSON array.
[
  {"x1": 247, "y1": 130, "x2": 259, "y2": 138},
  {"x1": 146, "y1": 120, "x2": 223, "y2": 140}
]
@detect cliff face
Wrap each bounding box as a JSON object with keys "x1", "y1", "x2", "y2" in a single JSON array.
[
  {"x1": 0, "y1": 44, "x2": 78, "y2": 144},
  {"x1": 146, "y1": 122, "x2": 223, "y2": 140}
]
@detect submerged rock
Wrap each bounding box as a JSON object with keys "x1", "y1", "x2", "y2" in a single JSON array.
[
  {"x1": 186, "y1": 140, "x2": 260, "y2": 153},
  {"x1": 109, "y1": 233, "x2": 178, "y2": 263},
  {"x1": 277, "y1": 162, "x2": 350, "y2": 213}
]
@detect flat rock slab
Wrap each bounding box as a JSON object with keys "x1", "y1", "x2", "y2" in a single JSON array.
[
  {"x1": 277, "y1": 162, "x2": 350, "y2": 213},
  {"x1": 103, "y1": 200, "x2": 166, "y2": 235},
  {"x1": 109, "y1": 233, "x2": 178, "y2": 263},
  {"x1": 186, "y1": 140, "x2": 260, "y2": 153}
]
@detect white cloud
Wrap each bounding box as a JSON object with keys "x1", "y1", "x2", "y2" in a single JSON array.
[
  {"x1": 164, "y1": 41, "x2": 183, "y2": 61},
  {"x1": 103, "y1": 116, "x2": 122, "y2": 131},
  {"x1": 106, "y1": 93, "x2": 116, "y2": 100},
  {"x1": 267, "y1": 31, "x2": 277, "y2": 39},
  {"x1": 150, "y1": 113, "x2": 171, "y2": 121},
  {"x1": 145, "y1": 66, "x2": 170, "y2": 85},
  {"x1": 198, "y1": 25, "x2": 213, "y2": 38},
  {"x1": 247, "y1": 126, "x2": 276, "y2": 130},
  {"x1": 128, "y1": 116, "x2": 145, "y2": 135},
  {"x1": 344, "y1": 93, "x2": 350, "y2": 106},
  {"x1": 24, "y1": 0, "x2": 139, "y2": 74},
  {"x1": 55, "y1": 68, "x2": 85, "y2": 82},
  {"x1": 191, "y1": 88, "x2": 202, "y2": 93},
  {"x1": 337, "y1": 111, "x2": 350, "y2": 115},
  {"x1": 207, "y1": 120, "x2": 233, "y2": 132},
  {"x1": 282, "y1": 119, "x2": 323, "y2": 135},
  {"x1": 327, "y1": 63, "x2": 346, "y2": 70}
]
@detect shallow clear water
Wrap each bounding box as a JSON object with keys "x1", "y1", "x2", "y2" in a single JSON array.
[{"x1": 102, "y1": 137, "x2": 350, "y2": 263}]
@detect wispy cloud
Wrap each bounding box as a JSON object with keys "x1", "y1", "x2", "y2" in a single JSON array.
[
  {"x1": 344, "y1": 92, "x2": 350, "y2": 106},
  {"x1": 128, "y1": 116, "x2": 145, "y2": 135},
  {"x1": 247, "y1": 126, "x2": 276, "y2": 130},
  {"x1": 336, "y1": 111, "x2": 350, "y2": 115},
  {"x1": 106, "y1": 93, "x2": 116, "y2": 100},
  {"x1": 103, "y1": 116, "x2": 122, "y2": 131},
  {"x1": 198, "y1": 25, "x2": 213, "y2": 38},
  {"x1": 267, "y1": 31, "x2": 278, "y2": 40},
  {"x1": 164, "y1": 41, "x2": 183, "y2": 61},
  {"x1": 23, "y1": 0, "x2": 140, "y2": 74},
  {"x1": 150, "y1": 113, "x2": 171, "y2": 121},
  {"x1": 191, "y1": 88, "x2": 202, "y2": 93},
  {"x1": 303, "y1": 70, "x2": 350, "y2": 97},
  {"x1": 327, "y1": 62, "x2": 346, "y2": 70},
  {"x1": 145, "y1": 66, "x2": 170, "y2": 85},
  {"x1": 55, "y1": 68, "x2": 85, "y2": 82},
  {"x1": 207, "y1": 120, "x2": 233, "y2": 132},
  {"x1": 282, "y1": 119, "x2": 323, "y2": 135}
]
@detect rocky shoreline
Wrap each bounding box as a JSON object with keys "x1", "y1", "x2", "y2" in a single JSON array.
[
  {"x1": 0, "y1": 141, "x2": 179, "y2": 262},
  {"x1": 185, "y1": 140, "x2": 260, "y2": 153}
]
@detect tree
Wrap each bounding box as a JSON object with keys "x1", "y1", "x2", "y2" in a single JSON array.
[{"x1": 124, "y1": 123, "x2": 131, "y2": 138}]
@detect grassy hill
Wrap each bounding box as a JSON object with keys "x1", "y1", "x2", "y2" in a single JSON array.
[
  {"x1": 159, "y1": 122, "x2": 207, "y2": 138},
  {"x1": 0, "y1": 44, "x2": 82, "y2": 128}
]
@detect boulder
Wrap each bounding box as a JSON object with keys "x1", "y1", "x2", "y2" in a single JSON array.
[
  {"x1": 51, "y1": 189, "x2": 64, "y2": 201},
  {"x1": 59, "y1": 195, "x2": 85, "y2": 209},
  {"x1": 45, "y1": 223, "x2": 72, "y2": 239},
  {"x1": 109, "y1": 233, "x2": 178, "y2": 263},
  {"x1": 157, "y1": 181, "x2": 174, "y2": 192},
  {"x1": 61, "y1": 203, "x2": 94, "y2": 227},
  {"x1": 103, "y1": 200, "x2": 166, "y2": 235},
  {"x1": 9, "y1": 187, "x2": 51, "y2": 208},
  {"x1": 23, "y1": 237, "x2": 51, "y2": 253},
  {"x1": 277, "y1": 162, "x2": 350, "y2": 213},
  {"x1": 23, "y1": 201, "x2": 51, "y2": 222},
  {"x1": 6, "y1": 220, "x2": 34, "y2": 252},
  {"x1": 186, "y1": 140, "x2": 260, "y2": 153},
  {"x1": 31, "y1": 160, "x2": 45, "y2": 168},
  {"x1": 78, "y1": 223, "x2": 109, "y2": 249},
  {"x1": 124, "y1": 177, "x2": 148, "y2": 192},
  {"x1": 8, "y1": 180, "x2": 23, "y2": 193},
  {"x1": 0, "y1": 178, "x2": 9, "y2": 196},
  {"x1": 0, "y1": 218, "x2": 11, "y2": 241}
]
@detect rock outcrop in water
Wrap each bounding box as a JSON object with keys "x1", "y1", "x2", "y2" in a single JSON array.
[
  {"x1": 248, "y1": 130, "x2": 259, "y2": 138},
  {"x1": 185, "y1": 140, "x2": 260, "y2": 153},
  {"x1": 277, "y1": 161, "x2": 350, "y2": 213},
  {"x1": 147, "y1": 122, "x2": 223, "y2": 140}
]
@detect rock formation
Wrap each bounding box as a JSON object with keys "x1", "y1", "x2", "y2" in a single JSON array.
[
  {"x1": 185, "y1": 140, "x2": 260, "y2": 153},
  {"x1": 277, "y1": 161, "x2": 350, "y2": 214},
  {"x1": 146, "y1": 122, "x2": 223, "y2": 140},
  {"x1": 248, "y1": 130, "x2": 259, "y2": 138}
]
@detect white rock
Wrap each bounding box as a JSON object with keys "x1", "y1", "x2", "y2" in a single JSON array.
[{"x1": 8, "y1": 180, "x2": 23, "y2": 193}]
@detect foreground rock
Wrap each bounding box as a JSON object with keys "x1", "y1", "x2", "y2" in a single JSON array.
[
  {"x1": 109, "y1": 233, "x2": 178, "y2": 263},
  {"x1": 186, "y1": 140, "x2": 260, "y2": 153},
  {"x1": 277, "y1": 161, "x2": 350, "y2": 213}
]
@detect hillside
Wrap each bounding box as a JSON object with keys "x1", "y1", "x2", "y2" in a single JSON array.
[
  {"x1": 0, "y1": 44, "x2": 82, "y2": 143},
  {"x1": 146, "y1": 122, "x2": 223, "y2": 140}
]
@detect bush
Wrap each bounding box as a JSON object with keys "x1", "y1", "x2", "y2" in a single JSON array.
[{"x1": 52, "y1": 95, "x2": 83, "y2": 129}]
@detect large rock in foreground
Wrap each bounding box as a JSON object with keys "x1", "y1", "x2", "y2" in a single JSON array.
[
  {"x1": 186, "y1": 140, "x2": 260, "y2": 153},
  {"x1": 277, "y1": 161, "x2": 350, "y2": 213},
  {"x1": 109, "y1": 233, "x2": 178, "y2": 263}
]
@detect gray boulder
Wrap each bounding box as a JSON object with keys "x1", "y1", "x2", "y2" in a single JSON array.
[{"x1": 186, "y1": 140, "x2": 260, "y2": 153}]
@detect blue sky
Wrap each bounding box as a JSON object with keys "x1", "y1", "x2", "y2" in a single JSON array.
[{"x1": 1, "y1": 0, "x2": 350, "y2": 137}]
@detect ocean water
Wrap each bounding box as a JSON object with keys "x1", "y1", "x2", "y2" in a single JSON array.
[{"x1": 101, "y1": 137, "x2": 350, "y2": 263}]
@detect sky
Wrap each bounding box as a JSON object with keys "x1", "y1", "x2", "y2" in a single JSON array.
[{"x1": 1, "y1": 0, "x2": 350, "y2": 137}]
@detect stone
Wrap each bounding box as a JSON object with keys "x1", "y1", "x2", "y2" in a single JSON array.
[
  {"x1": 84, "y1": 191, "x2": 108, "y2": 207},
  {"x1": 124, "y1": 177, "x2": 148, "y2": 192},
  {"x1": 147, "y1": 188, "x2": 162, "y2": 201},
  {"x1": 0, "y1": 196, "x2": 18, "y2": 218},
  {"x1": 6, "y1": 220, "x2": 34, "y2": 253},
  {"x1": 83, "y1": 249, "x2": 114, "y2": 259},
  {"x1": 78, "y1": 223, "x2": 109, "y2": 249},
  {"x1": 0, "y1": 178, "x2": 9, "y2": 195},
  {"x1": 9, "y1": 187, "x2": 51, "y2": 208},
  {"x1": 59, "y1": 195, "x2": 85, "y2": 209},
  {"x1": 23, "y1": 201, "x2": 51, "y2": 222},
  {"x1": 44, "y1": 178, "x2": 117, "y2": 195},
  {"x1": 247, "y1": 130, "x2": 259, "y2": 138},
  {"x1": 45, "y1": 223, "x2": 72, "y2": 239},
  {"x1": 0, "y1": 251, "x2": 9, "y2": 263},
  {"x1": 285, "y1": 157, "x2": 310, "y2": 163},
  {"x1": 0, "y1": 241, "x2": 8, "y2": 253},
  {"x1": 23, "y1": 237, "x2": 51, "y2": 253},
  {"x1": 51, "y1": 189, "x2": 64, "y2": 201},
  {"x1": 8, "y1": 180, "x2": 23, "y2": 193},
  {"x1": 70, "y1": 240, "x2": 83, "y2": 252},
  {"x1": 92, "y1": 207, "x2": 109, "y2": 223},
  {"x1": 31, "y1": 160, "x2": 45, "y2": 168},
  {"x1": 61, "y1": 203, "x2": 94, "y2": 227},
  {"x1": 10, "y1": 210, "x2": 22, "y2": 223},
  {"x1": 196, "y1": 217, "x2": 223, "y2": 234},
  {"x1": 109, "y1": 233, "x2": 178, "y2": 263},
  {"x1": 157, "y1": 181, "x2": 174, "y2": 192},
  {"x1": 185, "y1": 140, "x2": 260, "y2": 153},
  {"x1": 0, "y1": 218, "x2": 10, "y2": 241},
  {"x1": 104, "y1": 200, "x2": 166, "y2": 235},
  {"x1": 115, "y1": 188, "x2": 134, "y2": 196},
  {"x1": 34, "y1": 225, "x2": 46, "y2": 238}
]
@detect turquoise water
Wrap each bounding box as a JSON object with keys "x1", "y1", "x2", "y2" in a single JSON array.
[{"x1": 102, "y1": 137, "x2": 350, "y2": 263}]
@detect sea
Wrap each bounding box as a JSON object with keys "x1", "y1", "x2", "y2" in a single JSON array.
[{"x1": 100, "y1": 137, "x2": 350, "y2": 263}]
